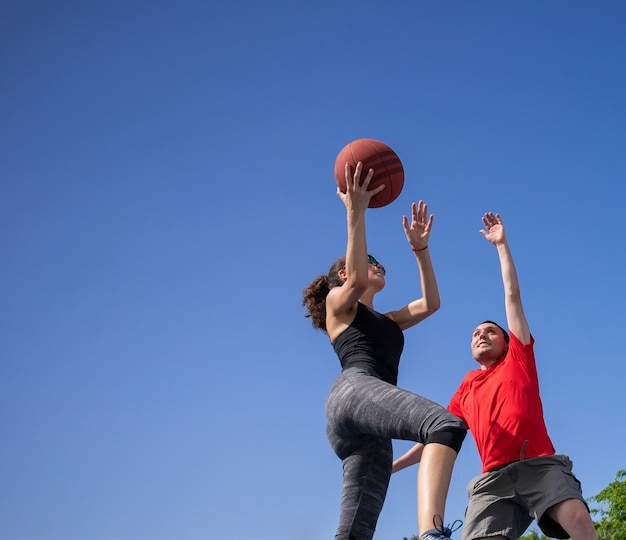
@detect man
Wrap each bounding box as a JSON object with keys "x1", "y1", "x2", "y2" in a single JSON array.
[{"x1": 393, "y1": 212, "x2": 596, "y2": 540}]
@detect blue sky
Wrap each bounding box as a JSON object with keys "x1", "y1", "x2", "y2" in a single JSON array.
[{"x1": 2, "y1": 2, "x2": 625, "y2": 539}]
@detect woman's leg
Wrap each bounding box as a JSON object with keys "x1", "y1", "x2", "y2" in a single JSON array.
[
  {"x1": 418, "y1": 443, "x2": 458, "y2": 536},
  {"x1": 330, "y1": 436, "x2": 393, "y2": 540},
  {"x1": 326, "y1": 369, "x2": 466, "y2": 538}
]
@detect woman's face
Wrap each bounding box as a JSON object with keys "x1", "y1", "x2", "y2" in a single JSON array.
[
  {"x1": 367, "y1": 255, "x2": 386, "y2": 289},
  {"x1": 367, "y1": 254, "x2": 386, "y2": 276}
]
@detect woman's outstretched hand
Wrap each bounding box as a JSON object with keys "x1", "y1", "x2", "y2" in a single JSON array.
[
  {"x1": 403, "y1": 200, "x2": 434, "y2": 249},
  {"x1": 337, "y1": 161, "x2": 385, "y2": 213}
]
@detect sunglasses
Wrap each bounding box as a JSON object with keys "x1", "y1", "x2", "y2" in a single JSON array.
[{"x1": 368, "y1": 254, "x2": 386, "y2": 276}]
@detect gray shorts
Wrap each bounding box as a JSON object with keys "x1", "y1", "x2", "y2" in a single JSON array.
[{"x1": 461, "y1": 454, "x2": 588, "y2": 540}]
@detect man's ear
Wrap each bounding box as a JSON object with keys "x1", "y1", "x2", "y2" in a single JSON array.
[{"x1": 338, "y1": 268, "x2": 348, "y2": 281}]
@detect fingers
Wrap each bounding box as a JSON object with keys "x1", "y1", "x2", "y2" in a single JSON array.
[
  {"x1": 344, "y1": 161, "x2": 355, "y2": 189},
  {"x1": 360, "y1": 166, "x2": 374, "y2": 186},
  {"x1": 344, "y1": 161, "x2": 363, "y2": 190},
  {"x1": 426, "y1": 213, "x2": 434, "y2": 230},
  {"x1": 344, "y1": 162, "x2": 374, "y2": 190},
  {"x1": 410, "y1": 200, "x2": 433, "y2": 227},
  {"x1": 418, "y1": 200, "x2": 428, "y2": 224},
  {"x1": 341, "y1": 161, "x2": 384, "y2": 212},
  {"x1": 481, "y1": 211, "x2": 502, "y2": 229},
  {"x1": 480, "y1": 212, "x2": 504, "y2": 244}
]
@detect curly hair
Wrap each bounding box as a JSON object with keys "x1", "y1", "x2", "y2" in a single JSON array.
[{"x1": 302, "y1": 256, "x2": 346, "y2": 333}]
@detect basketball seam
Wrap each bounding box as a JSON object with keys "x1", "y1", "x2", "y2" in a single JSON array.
[{"x1": 365, "y1": 139, "x2": 403, "y2": 207}]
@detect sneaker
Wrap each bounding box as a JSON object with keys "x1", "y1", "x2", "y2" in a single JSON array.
[{"x1": 419, "y1": 515, "x2": 462, "y2": 540}]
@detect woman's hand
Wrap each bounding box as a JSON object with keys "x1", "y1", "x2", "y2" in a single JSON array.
[
  {"x1": 337, "y1": 162, "x2": 384, "y2": 213},
  {"x1": 403, "y1": 200, "x2": 433, "y2": 249}
]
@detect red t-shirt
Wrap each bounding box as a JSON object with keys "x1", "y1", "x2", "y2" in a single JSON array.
[{"x1": 448, "y1": 332, "x2": 555, "y2": 473}]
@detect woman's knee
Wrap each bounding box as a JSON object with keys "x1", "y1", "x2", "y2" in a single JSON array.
[{"x1": 425, "y1": 425, "x2": 467, "y2": 453}]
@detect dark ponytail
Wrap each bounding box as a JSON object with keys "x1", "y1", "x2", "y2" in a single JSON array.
[{"x1": 302, "y1": 257, "x2": 346, "y2": 332}]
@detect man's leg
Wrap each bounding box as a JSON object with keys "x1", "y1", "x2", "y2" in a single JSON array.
[{"x1": 545, "y1": 498, "x2": 597, "y2": 540}]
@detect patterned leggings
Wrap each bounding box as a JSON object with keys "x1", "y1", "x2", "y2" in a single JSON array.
[{"x1": 325, "y1": 367, "x2": 466, "y2": 540}]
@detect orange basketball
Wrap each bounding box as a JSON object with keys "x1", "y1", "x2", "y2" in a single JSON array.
[{"x1": 334, "y1": 138, "x2": 404, "y2": 208}]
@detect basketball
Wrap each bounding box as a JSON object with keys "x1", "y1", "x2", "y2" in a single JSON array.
[{"x1": 334, "y1": 138, "x2": 404, "y2": 208}]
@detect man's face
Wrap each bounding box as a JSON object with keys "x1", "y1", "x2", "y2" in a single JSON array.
[{"x1": 471, "y1": 323, "x2": 508, "y2": 365}]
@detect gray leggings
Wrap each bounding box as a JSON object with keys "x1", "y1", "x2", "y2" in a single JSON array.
[{"x1": 326, "y1": 367, "x2": 466, "y2": 540}]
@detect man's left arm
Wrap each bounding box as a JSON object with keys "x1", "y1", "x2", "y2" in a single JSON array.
[
  {"x1": 496, "y1": 240, "x2": 531, "y2": 344},
  {"x1": 481, "y1": 212, "x2": 531, "y2": 345}
]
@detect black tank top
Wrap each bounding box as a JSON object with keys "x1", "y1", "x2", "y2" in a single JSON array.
[{"x1": 331, "y1": 302, "x2": 404, "y2": 385}]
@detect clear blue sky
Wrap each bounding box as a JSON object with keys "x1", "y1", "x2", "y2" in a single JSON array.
[{"x1": 2, "y1": 2, "x2": 625, "y2": 539}]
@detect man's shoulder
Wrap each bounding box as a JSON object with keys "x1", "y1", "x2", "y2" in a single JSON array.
[{"x1": 508, "y1": 330, "x2": 535, "y2": 348}]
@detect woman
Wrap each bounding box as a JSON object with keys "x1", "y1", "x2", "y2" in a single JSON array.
[{"x1": 302, "y1": 162, "x2": 466, "y2": 540}]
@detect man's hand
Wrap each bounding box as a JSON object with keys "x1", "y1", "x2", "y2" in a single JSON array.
[{"x1": 480, "y1": 212, "x2": 507, "y2": 245}]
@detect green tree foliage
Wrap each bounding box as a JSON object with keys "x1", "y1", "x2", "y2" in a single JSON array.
[{"x1": 590, "y1": 469, "x2": 626, "y2": 540}]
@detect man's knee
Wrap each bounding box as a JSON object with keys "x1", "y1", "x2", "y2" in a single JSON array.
[
  {"x1": 549, "y1": 498, "x2": 590, "y2": 520},
  {"x1": 546, "y1": 498, "x2": 596, "y2": 538}
]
